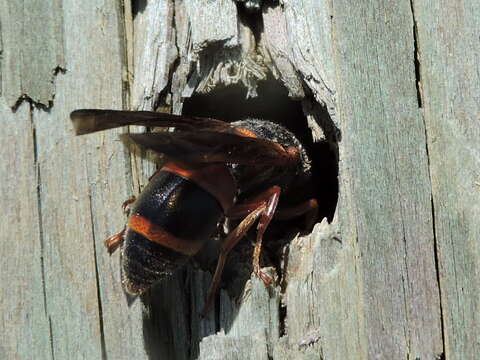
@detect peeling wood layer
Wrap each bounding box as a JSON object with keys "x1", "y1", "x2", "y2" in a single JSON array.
[
  {"x1": 132, "y1": 0, "x2": 328, "y2": 115},
  {"x1": 0, "y1": 0, "x2": 65, "y2": 108},
  {"x1": 131, "y1": 0, "x2": 177, "y2": 110},
  {"x1": 282, "y1": 0, "x2": 336, "y2": 114}
]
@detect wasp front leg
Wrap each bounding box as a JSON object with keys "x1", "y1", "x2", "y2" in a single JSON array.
[
  {"x1": 227, "y1": 186, "x2": 281, "y2": 285},
  {"x1": 251, "y1": 187, "x2": 281, "y2": 284},
  {"x1": 202, "y1": 205, "x2": 267, "y2": 316},
  {"x1": 203, "y1": 186, "x2": 283, "y2": 315}
]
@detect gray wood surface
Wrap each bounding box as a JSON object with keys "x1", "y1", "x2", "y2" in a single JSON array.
[
  {"x1": 414, "y1": 0, "x2": 480, "y2": 358},
  {"x1": 1, "y1": 0, "x2": 478, "y2": 359},
  {"x1": 1, "y1": 0, "x2": 145, "y2": 359},
  {"x1": 0, "y1": 0, "x2": 65, "y2": 108},
  {"x1": 0, "y1": 101, "x2": 51, "y2": 360},
  {"x1": 329, "y1": 1, "x2": 443, "y2": 358}
]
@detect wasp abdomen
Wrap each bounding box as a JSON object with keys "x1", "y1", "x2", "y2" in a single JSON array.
[
  {"x1": 121, "y1": 170, "x2": 224, "y2": 295},
  {"x1": 134, "y1": 171, "x2": 223, "y2": 242},
  {"x1": 121, "y1": 230, "x2": 189, "y2": 294}
]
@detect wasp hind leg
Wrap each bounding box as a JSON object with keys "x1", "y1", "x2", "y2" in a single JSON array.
[
  {"x1": 104, "y1": 197, "x2": 135, "y2": 254},
  {"x1": 104, "y1": 227, "x2": 126, "y2": 254}
]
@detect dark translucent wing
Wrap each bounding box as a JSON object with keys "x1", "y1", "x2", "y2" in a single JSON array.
[
  {"x1": 70, "y1": 109, "x2": 230, "y2": 135},
  {"x1": 122, "y1": 131, "x2": 294, "y2": 166}
]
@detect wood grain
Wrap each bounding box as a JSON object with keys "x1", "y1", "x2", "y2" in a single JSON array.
[
  {"x1": 1, "y1": 0, "x2": 145, "y2": 358},
  {"x1": 0, "y1": 101, "x2": 51, "y2": 360},
  {"x1": 282, "y1": 0, "x2": 336, "y2": 115},
  {"x1": 328, "y1": 0, "x2": 443, "y2": 357},
  {"x1": 131, "y1": 0, "x2": 177, "y2": 110}
]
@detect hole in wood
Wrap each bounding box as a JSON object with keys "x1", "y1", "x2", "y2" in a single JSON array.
[
  {"x1": 182, "y1": 77, "x2": 339, "y2": 302},
  {"x1": 182, "y1": 78, "x2": 338, "y2": 224}
]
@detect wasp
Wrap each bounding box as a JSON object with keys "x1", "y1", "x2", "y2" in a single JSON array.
[{"x1": 71, "y1": 110, "x2": 318, "y2": 314}]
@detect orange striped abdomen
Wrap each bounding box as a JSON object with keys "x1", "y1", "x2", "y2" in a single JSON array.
[{"x1": 121, "y1": 169, "x2": 225, "y2": 295}]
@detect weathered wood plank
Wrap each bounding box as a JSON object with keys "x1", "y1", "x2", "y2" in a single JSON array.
[
  {"x1": 327, "y1": 0, "x2": 443, "y2": 358},
  {"x1": 0, "y1": 0, "x2": 149, "y2": 358},
  {"x1": 129, "y1": 1, "x2": 445, "y2": 359},
  {"x1": 34, "y1": 0, "x2": 150, "y2": 358},
  {"x1": 6, "y1": 0, "x2": 477, "y2": 358},
  {"x1": 0, "y1": 0, "x2": 64, "y2": 107},
  {"x1": 198, "y1": 277, "x2": 281, "y2": 360},
  {"x1": 34, "y1": 107, "x2": 105, "y2": 359},
  {"x1": 414, "y1": 0, "x2": 480, "y2": 358},
  {"x1": 261, "y1": 5, "x2": 305, "y2": 99},
  {"x1": 131, "y1": 0, "x2": 177, "y2": 110},
  {"x1": 0, "y1": 101, "x2": 51, "y2": 360},
  {"x1": 184, "y1": 0, "x2": 239, "y2": 53}
]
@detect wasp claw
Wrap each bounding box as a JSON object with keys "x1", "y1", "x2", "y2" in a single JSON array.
[
  {"x1": 255, "y1": 268, "x2": 273, "y2": 287},
  {"x1": 122, "y1": 197, "x2": 136, "y2": 213}
]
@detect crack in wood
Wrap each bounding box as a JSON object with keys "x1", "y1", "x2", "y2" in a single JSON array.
[
  {"x1": 88, "y1": 191, "x2": 107, "y2": 360},
  {"x1": 53, "y1": 66, "x2": 66, "y2": 76},
  {"x1": 31, "y1": 111, "x2": 49, "y2": 319},
  {"x1": 409, "y1": 0, "x2": 423, "y2": 108},
  {"x1": 48, "y1": 316, "x2": 55, "y2": 360},
  {"x1": 118, "y1": 0, "x2": 133, "y2": 110},
  {"x1": 408, "y1": 2, "x2": 447, "y2": 357},
  {"x1": 29, "y1": 103, "x2": 55, "y2": 359},
  {"x1": 415, "y1": 24, "x2": 447, "y2": 354},
  {"x1": 12, "y1": 94, "x2": 53, "y2": 113},
  {"x1": 431, "y1": 194, "x2": 447, "y2": 359}
]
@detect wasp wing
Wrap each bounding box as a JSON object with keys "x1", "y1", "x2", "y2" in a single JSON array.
[
  {"x1": 122, "y1": 131, "x2": 294, "y2": 166},
  {"x1": 71, "y1": 109, "x2": 230, "y2": 135}
]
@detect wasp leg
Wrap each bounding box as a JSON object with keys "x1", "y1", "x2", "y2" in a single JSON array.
[
  {"x1": 274, "y1": 199, "x2": 319, "y2": 232},
  {"x1": 104, "y1": 227, "x2": 126, "y2": 254},
  {"x1": 252, "y1": 186, "x2": 281, "y2": 284},
  {"x1": 202, "y1": 205, "x2": 266, "y2": 317}
]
